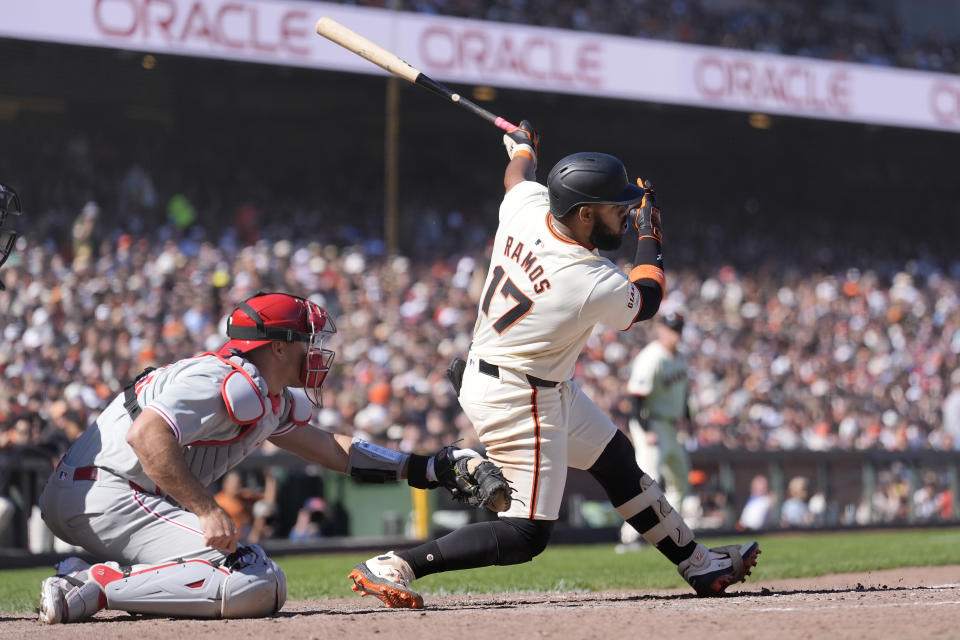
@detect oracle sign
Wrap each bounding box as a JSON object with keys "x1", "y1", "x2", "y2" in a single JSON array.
[
  {"x1": 92, "y1": 0, "x2": 311, "y2": 57},
  {"x1": 930, "y1": 82, "x2": 960, "y2": 126},
  {"x1": 418, "y1": 26, "x2": 603, "y2": 89},
  {"x1": 3, "y1": 0, "x2": 959, "y2": 133},
  {"x1": 694, "y1": 55, "x2": 851, "y2": 115}
]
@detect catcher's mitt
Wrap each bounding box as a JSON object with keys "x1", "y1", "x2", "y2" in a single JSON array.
[{"x1": 434, "y1": 447, "x2": 513, "y2": 512}]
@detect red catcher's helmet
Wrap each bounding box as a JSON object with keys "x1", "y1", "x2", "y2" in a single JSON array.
[{"x1": 219, "y1": 292, "x2": 337, "y2": 406}]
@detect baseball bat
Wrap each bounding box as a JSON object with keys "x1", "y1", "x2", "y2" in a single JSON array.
[{"x1": 315, "y1": 17, "x2": 518, "y2": 132}]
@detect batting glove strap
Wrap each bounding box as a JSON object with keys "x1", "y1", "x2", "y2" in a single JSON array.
[{"x1": 505, "y1": 142, "x2": 537, "y2": 166}]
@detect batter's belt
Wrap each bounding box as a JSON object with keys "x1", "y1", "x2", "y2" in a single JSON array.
[{"x1": 478, "y1": 358, "x2": 559, "y2": 388}]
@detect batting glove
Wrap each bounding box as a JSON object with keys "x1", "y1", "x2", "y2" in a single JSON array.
[
  {"x1": 631, "y1": 178, "x2": 662, "y2": 242},
  {"x1": 503, "y1": 120, "x2": 539, "y2": 168}
]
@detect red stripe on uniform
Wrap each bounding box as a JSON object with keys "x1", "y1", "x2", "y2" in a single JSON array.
[
  {"x1": 131, "y1": 487, "x2": 205, "y2": 537},
  {"x1": 529, "y1": 387, "x2": 541, "y2": 519},
  {"x1": 127, "y1": 559, "x2": 230, "y2": 577}
]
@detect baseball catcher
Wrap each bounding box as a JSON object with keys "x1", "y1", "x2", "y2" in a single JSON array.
[{"x1": 37, "y1": 291, "x2": 507, "y2": 623}]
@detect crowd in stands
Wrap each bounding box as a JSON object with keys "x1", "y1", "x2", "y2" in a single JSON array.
[
  {"x1": 2, "y1": 171, "x2": 959, "y2": 541},
  {"x1": 338, "y1": 0, "x2": 960, "y2": 74},
  {"x1": 3, "y1": 198, "x2": 958, "y2": 461}
]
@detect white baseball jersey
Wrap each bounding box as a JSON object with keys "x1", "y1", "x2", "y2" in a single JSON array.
[
  {"x1": 626, "y1": 341, "x2": 689, "y2": 420},
  {"x1": 470, "y1": 181, "x2": 640, "y2": 383},
  {"x1": 64, "y1": 352, "x2": 310, "y2": 493},
  {"x1": 460, "y1": 180, "x2": 642, "y2": 521}
]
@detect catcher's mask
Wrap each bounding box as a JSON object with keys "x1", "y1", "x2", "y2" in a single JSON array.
[
  {"x1": 219, "y1": 292, "x2": 336, "y2": 407},
  {"x1": 0, "y1": 184, "x2": 22, "y2": 291}
]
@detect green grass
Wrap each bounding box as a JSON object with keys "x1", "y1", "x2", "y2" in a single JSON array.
[{"x1": 4, "y1": 528, "x2": 960, "y2": 614}]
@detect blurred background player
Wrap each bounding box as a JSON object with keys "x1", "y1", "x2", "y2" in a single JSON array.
[
  {"x1": 36, "y1": 291, "x2": 480, "y2": 623},
  {"x1": 347, "y1": 121, "x2": 759, "y2": 610},
  {"x1": 618, "y1": 309, "x2": 692, "y2": 551},
  {"x1": 0, "y1": 183, "x2": 21, "y2": 291}
]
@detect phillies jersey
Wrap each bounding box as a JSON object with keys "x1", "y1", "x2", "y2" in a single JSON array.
[
  {"x1": 626, "y1": 340, "x2": 689, "y2": 420},
  {"x1": 470, "y1": 181, "x2": 640, "y2": 382},
  {"x1": 65, "y1": 353, "x2": 308, "y2": 492}
]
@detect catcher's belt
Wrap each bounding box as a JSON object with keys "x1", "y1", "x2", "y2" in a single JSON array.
[{"x1": 478, "y1": 359, "x2": 558, "y2": 388}]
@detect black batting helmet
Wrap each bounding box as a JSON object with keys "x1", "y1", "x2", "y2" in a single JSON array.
[
  {"x1": 546, "y1": 152, "x2": 644, "y2": 219},
  {"x1": 0, "y1": 184, "x2": 22, "y2": 291}
]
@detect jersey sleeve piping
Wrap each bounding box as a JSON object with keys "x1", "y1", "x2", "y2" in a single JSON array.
[{"x1": 143, "y1": 404, "x2": 181, "y2": 443}]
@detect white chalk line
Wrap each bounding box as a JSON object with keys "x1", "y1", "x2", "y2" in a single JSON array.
[{"x1": 731, "y1": 597, "x2": 960, "y2": 613}]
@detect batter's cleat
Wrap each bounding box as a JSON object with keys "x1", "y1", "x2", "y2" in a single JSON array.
[
  {"x1": 348, "y1": 551, "x2": 423, "y2": 609},
  {"x1": 678, "y1": 541, "x2": 761, "y2": 597},
  {"x1": 38, "y1": 577, "x2": 68, "y2": 624}
]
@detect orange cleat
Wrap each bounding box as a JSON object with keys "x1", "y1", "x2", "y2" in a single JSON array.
[{"x1": 348, "y1": 552, "x2": 423, "y2": 609}]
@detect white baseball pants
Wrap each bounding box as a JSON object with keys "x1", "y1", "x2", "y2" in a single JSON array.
[{"x1": 458, "y1": 353, "x2": 617, "y2": 520}]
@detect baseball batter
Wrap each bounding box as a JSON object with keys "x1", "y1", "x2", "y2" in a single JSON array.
[
  {"x1": 348, "y1": 121, "x2": 760, "y2": 609},
  {"x1": 620, "y1": 310, "x2": 692, "y2": 549},
  {"x1": 37, "y1": 292, "x2": 484, "y2": 623}
]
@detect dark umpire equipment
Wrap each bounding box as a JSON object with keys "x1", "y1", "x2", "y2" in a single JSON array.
[
  {"x1": 0, "y1": 183, "x2": 22, "y2": 291},
  {"x1": 546, "y1": 152, "x2": 645, "y2": 219}
]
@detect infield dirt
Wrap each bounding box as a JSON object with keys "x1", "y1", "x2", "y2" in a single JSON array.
[{"x1": 3, "y1": 564, "x2": 958, "y2": 640}]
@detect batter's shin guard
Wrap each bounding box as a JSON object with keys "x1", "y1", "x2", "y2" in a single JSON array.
[
  {"x1": 588, "y1": 431, "x2": 697, "y2": 565},
  {"x1": 616, "y1": 473, "x2": 697, "y2": 564}
]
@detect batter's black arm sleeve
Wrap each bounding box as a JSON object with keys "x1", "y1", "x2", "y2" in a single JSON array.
[{"x1": 629, "y1": 235, "x2": 665, "y2": 322}]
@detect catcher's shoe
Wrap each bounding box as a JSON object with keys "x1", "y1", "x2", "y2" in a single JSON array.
[
  {"x1": 38, "y1": 577, "x2": 68, "y2": 624},
  {"x1": 348, "y1": 551, "x2": 423, "y2": 609},
  {"x1": 678, "y1": 542, "x2": 760, "y2": 597}
]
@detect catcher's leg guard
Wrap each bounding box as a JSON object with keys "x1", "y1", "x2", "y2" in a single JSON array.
[
  {"x1": 588, "y1": 430, "x2": 697, "y2": 564},
  {"x1": 219, "y1": 545, "x2": 287, "y2": 618},
  {"x1": 400, "y1": 517, "x2": 555, "y2": 578},
  {"x1": 99, "y1": 545, "x2": 286, "y2": 619}
]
